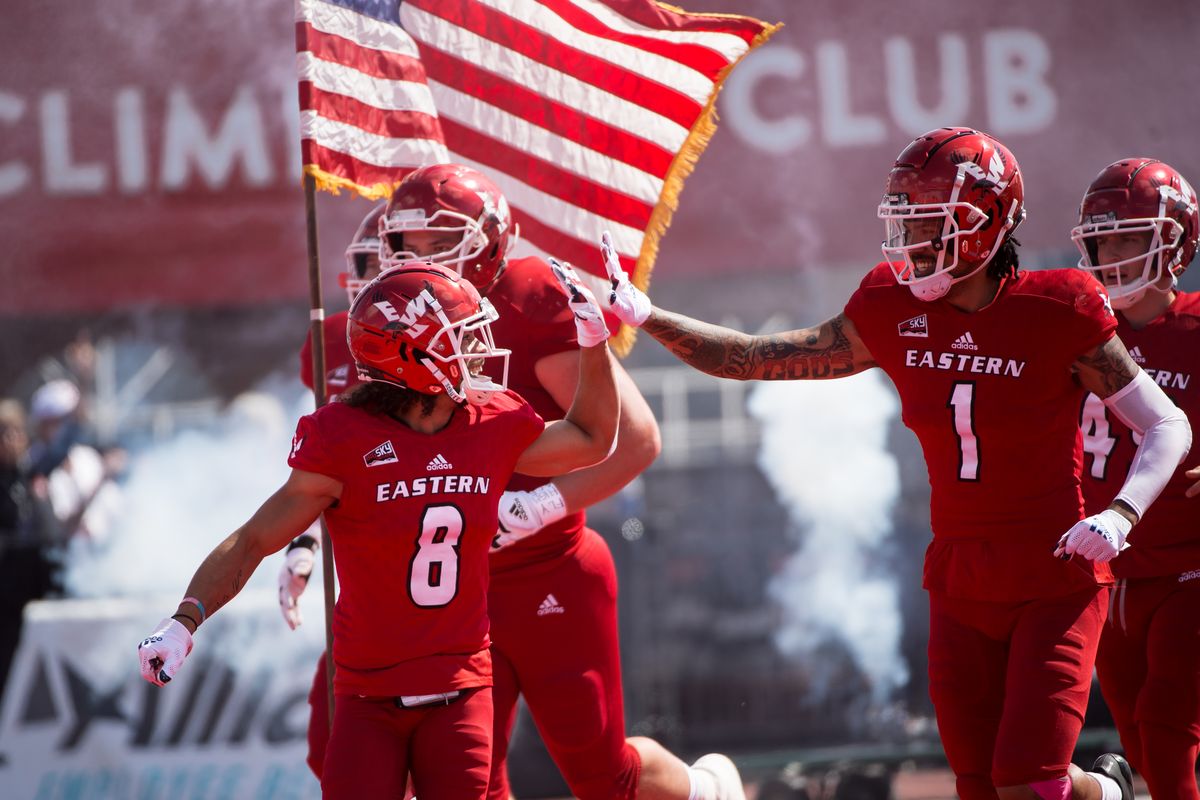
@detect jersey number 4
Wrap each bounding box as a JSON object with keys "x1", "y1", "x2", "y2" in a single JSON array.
[{"x1": 408, "y1": 504, "x2": 465, "y2": 607}]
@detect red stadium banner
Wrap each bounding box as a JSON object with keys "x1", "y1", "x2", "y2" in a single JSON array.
[{"x1": 3, "y1": 1, "x2": 1199, "y2": 317}]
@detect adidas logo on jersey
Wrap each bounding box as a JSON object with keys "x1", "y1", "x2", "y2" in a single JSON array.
[
  {"x1": 897, "y1": 313, "x2": 929, "y2": 338},
  {"x1": 426, "y1": 453, "x2": 453, "y2": 471},
  {"x1": 537, "y1": 594, "x2": 565, "y2": 616},
  {"x1": 364, "y1": 440, "x2": 397, "y2": 467},
  {"x1": 1128, "y1": 346, "x2": 1146, "y2": 364},
  {"x1": 950, "y1": 332, "x2": 979, "y2": 351}
]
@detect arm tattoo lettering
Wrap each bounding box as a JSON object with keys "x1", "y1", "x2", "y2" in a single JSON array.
[{"x1": 644, "y1": 311, "x2": 859, "y2": 380}]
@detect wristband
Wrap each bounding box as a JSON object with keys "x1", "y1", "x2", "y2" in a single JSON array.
[{"x1": 181, "y1": 596, "x2": 207, "y2": 622}]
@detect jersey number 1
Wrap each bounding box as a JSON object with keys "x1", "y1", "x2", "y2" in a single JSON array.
[
  {"x1": 409, "y1": 504, "x2": 465, "y2": 607},
  {"x1": 948, "y1": 382, "x2": 980, "y2": 481}
]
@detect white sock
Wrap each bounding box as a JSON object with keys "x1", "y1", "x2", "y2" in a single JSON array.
[
  {"x1": 1088, "y1": 772, "x2": 1123, "y2": 800},
  {"x1": 687, "y1": 765, "x2": 717, "y2": 800}
]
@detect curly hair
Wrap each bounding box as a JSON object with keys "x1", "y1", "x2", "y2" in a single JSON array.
[
  {"x1": 340, "y1": 380, "x2": 440, "y2": 418},
  {"x1": 986, "y1": 236, "x2": 1021, "y2": 281}
]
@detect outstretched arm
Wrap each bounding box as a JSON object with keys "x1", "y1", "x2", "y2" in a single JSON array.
[
  {"x1": 601, "y1": 230, "x2": 875, "y2": 381},
  {"x1": 641, "y1": 309, "x2": 875, "y2": 381}
]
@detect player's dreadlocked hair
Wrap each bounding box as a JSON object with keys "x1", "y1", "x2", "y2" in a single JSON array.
[
  {"x1": 987, "y1": 235, "x2": 1021, "y2": 281},
  {"x1": 341, "y1": 380, "x2": 441, "y2": 418}
]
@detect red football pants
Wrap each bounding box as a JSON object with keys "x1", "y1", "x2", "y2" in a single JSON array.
[
  {"x1": 487, "y1": 529, "x2": 640, "y2": 800},
  {"x1": 928, "y1": 587, "x2": 1107, "y2": 798},
  {"x1": 319, "y1": 688, "x2": 492, "y2": 799},
  {"x1": 1096, "y1": 574, "x2": 1200, "y2": 800}
]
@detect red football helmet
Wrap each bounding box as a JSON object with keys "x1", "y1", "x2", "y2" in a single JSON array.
[
  {"x1": 1071, "y1": 158, "x2": 1199, "y2": 309},
  {"x1": 347, "y1": 262, "x2": 510, "y2": 405},
  {"x1": 878, "y1": 127, "x2": 1026, "y2": 301},
  {"x1": 379, "y1": 163, "x2": 516, "y2": 289},
  {"x1": 339, "y1": 203, "x2": 386, "y2": 305}
]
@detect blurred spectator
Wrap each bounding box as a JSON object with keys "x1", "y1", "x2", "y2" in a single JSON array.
[
  {"x1": 0, "y1": 399, "x2": 59, "y2": 711},
  {"x1": 28, "y1": 379, "x2": 125, "y2": 545}
]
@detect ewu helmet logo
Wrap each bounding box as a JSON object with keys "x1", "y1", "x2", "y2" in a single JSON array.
[
  {"x1": 364, "y1": 440, "x2": 398, "y2": 467},
  {"x1": 897, "y1": 314, "x2": 929, "y2": 337},
  {"x1": 374, "y1": 287, "x2": 440, "y2": 337}
]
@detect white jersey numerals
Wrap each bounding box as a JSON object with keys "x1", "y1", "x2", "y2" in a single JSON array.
[
  {"x1": 1080, "y1": 392, "x2": 1137, "y2": 481},
  {"x1": 408, "y1": 504, "x2": 465, "y2": 607},
  {"x1": 947, "y1": 382, "x2": 980, "y2": 481}
]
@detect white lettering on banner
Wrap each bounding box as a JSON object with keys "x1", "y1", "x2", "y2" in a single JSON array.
[
  {"x1": 884, "y1": 35, "x2": 969, "y2": 133},
  {"x1": 162, "y1": 85, "x2": 273, "y2": 190},
  {"x1": 0, "y1": 83, "x2": 298, "y2": 199},
  {"x1": 723, "y1": 29, "x2": 1058, "y2": 153},
  {"x1": 983, "y1": 29, "x2": 1056, "y2": 134},
  {"x1": 115, "y1": 87, "x2": 148, "y2": 193},
  {"x1": 718, "y1": 48, "x2": 812, "y2": 153},
  {"x1": 0, "y1": 597, "x2": 321, "y2": 799},
  {"x1": 0, "y1": 91, "x2": 30, "y2": 195},
  {"x1": 41, "y1": 90, "x2": 107, "y2": 194},
  {"x1": 816, "y1": 41, "x2": 886, "y2": 147}
]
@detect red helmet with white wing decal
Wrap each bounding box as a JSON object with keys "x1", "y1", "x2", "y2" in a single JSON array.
[
  {"x1": 878, "y1": 127, "x2": 1025, "y2": 301},
  {"x1": 1071, "y1": 158, "x2": 1199, "y2": 308},
  {"x1": 347, "y1": 262, "x2": 510, "y2": 405},
  {"x1": 339, "y1": 203, "x2": 386, "y2": 305},
  {"x1": 379, "y1": 164, "x2": 516, "y2": 289}
]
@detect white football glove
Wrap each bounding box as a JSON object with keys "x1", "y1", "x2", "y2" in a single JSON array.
[
  {"x1": 549, "y1": 258, "x2": 609, "y2": 347},
  {"x1": 137, "y1": 617, "x2": 193, "y2": 687},
  {"x1": 1054, "y1": 509, "x2": 1133, "y2": 563},
  {"x1": 278, "y1": 545, "x2": 316, "y2": 630},
  {"x1": 600, "y1": 230, "x2": 651, "y2": 327},
  {"x1": 492, "y1": 484, "x2": 569, "y2": 551}
]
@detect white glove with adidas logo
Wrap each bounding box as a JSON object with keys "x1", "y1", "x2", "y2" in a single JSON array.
[
  {"x1": 549, "y1": 258, "x2": 610, "y2": 347},
  {"x1": 600, "y1": 230, "x2": 651, "y2": 327},
  {"x1": 278, "y1": 544, "x2": 316, "y2": 630},
  {"x1": 137, "y1": 617, "x2": 193, "y2": 687},
  {"x1": 492, "y1": 484, "x2": 569, "y2": 551},
  {"x1": 1054, "y1": 508, "x2": 1133, "y2": 563}
]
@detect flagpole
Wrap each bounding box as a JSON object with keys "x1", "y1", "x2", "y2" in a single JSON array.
[{"x1": 301, "y1": 171, "x2": 338, "y2": 728}]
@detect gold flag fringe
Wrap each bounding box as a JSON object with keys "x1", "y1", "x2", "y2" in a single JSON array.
[
  {"x1": 303, "y1": 163, "x2": 398, "y2": 201},
  {"x1": 612, "y1": 10, "x2": 783, "y2": 358}
]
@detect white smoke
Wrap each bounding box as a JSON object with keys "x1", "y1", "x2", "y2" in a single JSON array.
[
  {"x1": 62, "y1": 377, "x2": 324, "y2": 603},
  {"x1": 748, "y1": 370, "x2": 905, "y2": 704}
]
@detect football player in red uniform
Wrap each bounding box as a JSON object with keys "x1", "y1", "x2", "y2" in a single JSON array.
[
  {"x1": 603, "y1": 128, "x2": 1193, "y2": 800},
  {"x1": 137, "y1": 260, "x2": 619, "y2": 799},
  {"x1": 1073, "y1": 158, "x2": 1200, "y2": 799},
  {"x1": 285, "y1": 166, "x2": 745, "y2": 799}
]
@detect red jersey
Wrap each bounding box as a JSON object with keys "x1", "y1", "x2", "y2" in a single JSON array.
[
  {"x1": 287, "y1": 394, "x2": 543, "y2": 695},
  {"x1": 485, "y1": 256, "x2": 588, "y2": 575},
  {"x1": 298, "y1": 311, "x2": 362, "y2": 400},
  {"x1": 845, "y1": 263, "x2": 1118, "y2": 601},
  {"x1": 1080, "y1": 290, "x2": 1200, "y2": 579}
]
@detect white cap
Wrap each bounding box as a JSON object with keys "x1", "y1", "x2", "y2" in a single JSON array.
[{"x1": 30, "y1": 379, "x2": 81, "y2": 422}]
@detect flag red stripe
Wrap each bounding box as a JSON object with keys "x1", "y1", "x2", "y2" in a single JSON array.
[
  {"x1": 510, "y1": 207, "x2": 638, "y2": 274},
  {"x1": 297, "y1": 22, "x2": 427, "y2": 82},
  {"x1": 301, "y1": 140, "x2": 416, "y2": 186},
  {"x1": 528, "y1": 0, "x2": 733, "y2": 76},
  {"x1": 593, "y1": 0, "x2": 767, "y2": 40},
  {"x1": 300, "y1": 82, "x2": 444, "y2": 141},
  {"x1": 406, "y1": 0, "x2": 701, "y2": 129},
  {"x1": 440, "y1": 118, "x2": 652, "y2": 230},
  {"x1": 417, "y1": 44, "x2": 674, "y2": 177}
]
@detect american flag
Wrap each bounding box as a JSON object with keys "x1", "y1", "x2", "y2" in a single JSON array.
[{"x1": 295, "y1": 0, "x2": 778, "y2": 296}]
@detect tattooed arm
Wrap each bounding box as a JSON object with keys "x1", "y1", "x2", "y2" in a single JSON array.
[
  {"x1": 1072, "y1": 336, "x2": 1140, "y2": 399},
  {"x1": 170, "y1": 469, "x2": 340, "y2": 633},
  {"x1": 640, "y1": 308, "x2": 877, "y2": 381}
]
